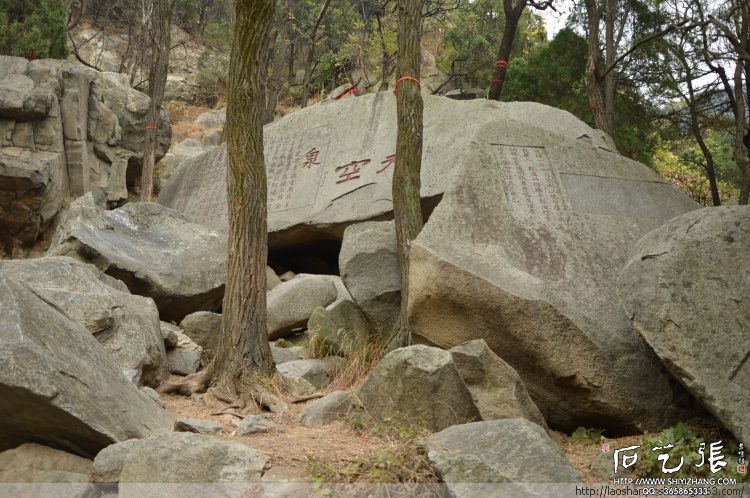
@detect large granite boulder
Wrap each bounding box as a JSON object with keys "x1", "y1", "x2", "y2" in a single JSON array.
[
  {"x1": 407, "y1": 119, "x2": 698, "y2": 432},
  {"x1": 425, "y1": 418, "x2": 580, "y2": 497},
  {"x1": 618, "y1": 206, "x2": 750, "y2": 444},
  {"x1": 0, "y1": 443, "x2": 94, "y2": 485},
  {"x1": 338, "y1": 221, "x2": 401, "y2": 332},
  {"x1": 117, "y1": 432, "x2": 268, "y2": 497},
  {"x1": 357, "y1": 345, "x2": 480, "y2": 432},
  {"x1": 449, "y1": 340, "x2": 546, "y2": 428},
  {"x1": 158, "y1": 93, "x2": 616, "y2": 248},
  {"x1": 306, "y1": 300, "x2": 372, "y2": 356},
  {"x1": 0, "y1": 56, "x2": 170, "y2": 256},
  {"x1": 0, "y1": 256, "x2": 167, "y2": 386},
  {"x1": 48, "y1": 194, "x2": 225, "y2": 321},
  {"x1": 267, "y1": 274, "x2": 338, "y2": 339},
  {"x1": 179, "y1": 311, "x2": 222, "y2": 362},
  {"x1": 0, "y1": 276, "x2": 173, "y2": 458}
]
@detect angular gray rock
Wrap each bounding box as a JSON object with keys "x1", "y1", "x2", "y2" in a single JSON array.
[
  {"x1": 298, "y1": 391, "x2": 354, "y2": 428},
  {"x1": 0, "y1": 443, "x2": 94, "y2": 476},
  {"x1": 357, "y1": 345, "x2": 480, "y2": 432},
  {"x1": 339, "y1": 221, "x2": 400, "y2": 333},
  {"x1": 0, "y1": 276, "x2": 173, "y2": 458},
  {"x1": 118, "y1": 432, "x2": 268, "y2": 494},
  {"x1": 179, "y1": 311, "x2": 222, "y2": 362},
  {"x1": 618, "y1": 206, "x2": 750, "y2": 444},
  {"x1": 174, "y1": 418, "x2": 223, "y2": 435},
  {"x1": 165, "y1": 329, "x2": 203, "y2": 375},
  {"x1": 267, "y1": 274, "x2": 338, "y2": 339},
  {"x1": 48, "y1": 194, "x2": 225, "y2": 321},
  {"x1": 425, "y1": 418, "x2": 580, "y2": 497},
  {"x1": 276, "y1": 358, "x2": 341, "y2": 395},
  {"x1": 270, "y1": 345, "x2": 304, "y2": 364},
  {"x1": 234, "y1": 415, "x2": 285, "y2": 436},
  {"x1": 92, "y1": 438, "x2": 143, "y2": 483},
  {"x1": 141, "y1": 387, "x2": 165, "y2": 408},
  {"x1": 0, "y1": 256, "x2": 167, "y2": 386},
  {"x1": 408, "y1": 125, "x2": 698, "y2": 432},
  {"x1": 449, "y1": 340, "x2": 546, "y2": 428},
  {"x1": 306, "y1": 300, "x2": 371, "y2": 357},
  {"x1": 0, "y1": 56, "x2": 170, "y2": 255}
]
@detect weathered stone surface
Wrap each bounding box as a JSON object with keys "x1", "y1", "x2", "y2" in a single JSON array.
[
  {"x1": 307, "y1": 300, "x2": 371, "y2": 356},
  {"x1": 449, "y1": 340, "x2": 546, "y2": 428},
  {"x1": 0, "y1": 56, "x2": 170, "y2": 253},
  {"x1": 0, "y1": 276, "x2": 173, "y2": 458},
  {"x1": 165, "y1": 329, "x2": 202, "y2": 375},
  {"x1": 174, "y1": 418, "x2": 223, "y2": 435},
  {"x1": 158, "y1": 94, "x2": 616, "y2": 249},
  {"x1": 48, "y1": 194, "x2": 225, "y2": 321},
  {"x1": 179, "y1": 311, "x2": 221, "y2": 362},
  {"x1": 141, "y1": 387, "x2": 165, "y2": 408},
  {"x1": 357, "y1": 345, "x2": 480, "y2": 432},
  {"x1": 0, "y1": 256, "x2": 167, "y2": 386},
  {"x1": 92, "y1": 438, "x2": 143, "y2": 483},
  {"x1": 234, "y1": 415, "x2": 284, "y2": 436},
  {"x1": 266, "y1": 265, "x2": 282, "y2": 290},
  {"x1": 0, "y1": 443, "x2": 94, "y2": 476},
  {"x1": 276, "y1": 359, "x2": 340, "y2": 395},
  {"x1": 339, "y1": 221, "x2": 400, "y2": 332},
  {"x1": 195, "y1": 108, "x2": 226, "y2": 129},
  {"x1": 267, "y1": 274, "x2": 338, "y2": 339},
  {"x1": 425, "y1": 418, "x2": 580, "y2": 495},
  {"x1": 270, "y1": 345, "x2": 304, "y2": 364},
  {"x1": 407, "y1": 123, "x2": 698, "y2": 432},
  {"x1": 118, "y1": 432, "x2": 267, "y2": 492},
  {"x1": 298, "y1": 391, "x2": 354, "y2": 428},
  {"x1": 618, "y1": 206, "x2": 750, "y2": 444},
  {"x1": 160, "y1": 321, "x2": 180, "y2": 348}
]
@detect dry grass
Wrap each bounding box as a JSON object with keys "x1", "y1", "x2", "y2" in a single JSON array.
[{"x1": 163, "y1": 101, "x2": 213, "y2": 142}]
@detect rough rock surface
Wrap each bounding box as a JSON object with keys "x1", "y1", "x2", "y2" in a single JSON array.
[
  {"x1": 174, "y1": 418, "x2": 223, "y2": 435},
  {"x1": 339, "y1": 221, "x2": 400, "y2": 332},
  {"x1": 0, "y1": 276, "x2": 173, "y2": 458},
  {"x1": 92, "y1": 438, "x2": 143, "y2": 483},
  {"x1": 0, "y1": 56, "x2": 169, "y2": 256},
  {"x1": 158, "y1": 94, "x2": 616, "y2": 249},
  {"x1": 357, "y1": 345, "x2": 480, "y2": 432},
  {"x1": 425, "y1": 418, "x2": 580, "y2": 496},
  {"x1": 113, "y1": 432, "x2": 268, "y2": 496},
  {"x1": 306, "y1": 300, "x2": 371, "y2": 357},
  {"x1": 407, "y1": 117, "x2": 698, "y2": 432},
  {"x1": 234, "y1": 415, "x2": 285, "y2": 436},
  {"x1": 298, "y1": 391, "x2": 354, "y2": 428},
  {"x1": 267, "y1": 274, "x2": 338, "y2": 339},
  {"x1": 270, "y1": 345, "x2": 304, "y2": 364},
  {"x1": 179, "y1": 311, "x2": 222, "y2": 362},
  {"x1": 449, "y1": 340, "x2": 546, "y2": 428},
  {"x1": 0, "y1": 443, "x2": 94, "y2": 477},
  {"x1": 165, "y1": 329, "x2": 203, "y2": 375},
  {"x1": 618, "y1": 206, "x2": 750, "y2": 444},
  {"x1": 277, "y1": 358, "x2": 341, "y2": 395},
  {"x1": 0, "y1": 256, "x2": 167, "y2": 386},
  {"x1": 48, "y1": 194, "x2": 225, "y2": 321}
]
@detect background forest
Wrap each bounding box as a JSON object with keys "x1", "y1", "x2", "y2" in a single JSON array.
[{"x1": 2, "y1": 0, "x2": 748, "y2": 206}]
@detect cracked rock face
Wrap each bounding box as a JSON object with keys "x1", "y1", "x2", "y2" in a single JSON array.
[
  {"x1": 0, "y1": 276, "x2": 173, "y2": 458},
  {"x1": 618, "y1": 206, "x2": 750, "y2": 445}
]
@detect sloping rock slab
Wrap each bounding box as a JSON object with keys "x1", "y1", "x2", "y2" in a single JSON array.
[
  {"x1": 0, "y1": 276, "x2": 173, "y2": 458},
  {"x1": 0, "y1": 256, "x2": 167, "y2": 386},
  {"x1": 618, "y1": 206, "x2": 750, "y2": 444},
  {"x1": 48, "y1": 194, "x2": 225, "y2": 321}
]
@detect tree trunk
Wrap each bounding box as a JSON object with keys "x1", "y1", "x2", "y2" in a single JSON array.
[
  {"x1": 392, "y1": 0, "x2": 423, "y2": 347},
  {"x1": 583, "y1": 0, "x2": 615, "y2": 139},
  {"x1": 734, "y1": 60, "x2": 750, "y2": 205},
  {"x1": 603, "y1": 0, "x2": 616, "y2": 137},
  {"x1": 204, "y1": 0, "x2": 276, "y2": 393},
  {"x1": 139, "y1": 0, "x2": 171, "y2": 201},
  {"x1": 300, "y1": 0, "x2": 333, "y2": 107},
  {"x1": 488, "y1": 0, "x2": 525, "y2": 101},
  {"x1": 377, "y1": 13, "x2": 391, "y2": 91}
]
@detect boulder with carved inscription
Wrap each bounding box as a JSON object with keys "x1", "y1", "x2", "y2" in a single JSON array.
[{"x1": 407, "y1": 111, "x2": 698, "y2": 434}]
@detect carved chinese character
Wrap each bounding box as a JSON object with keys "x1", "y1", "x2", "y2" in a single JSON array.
[
  {"x1": 378, "y1": 154, "x2": 396, "y2": 174},
  {"x1": 302, "y1": 148, "x2": 321, "y2": 169},
  {"x1": 335, "y1": 159, "x2": 370, "y2": 183}
]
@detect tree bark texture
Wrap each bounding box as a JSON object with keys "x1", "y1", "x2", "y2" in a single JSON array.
[
  {"x1": 300, "y1": 0, "x2": 333, "y2": 107},
  {"x1": 583, "y1": 0, "x2": 616, "y2": 140},
  {"x1": 205, "y1": 0, "x2": 276, "y2": 393},
  {"x1": 139, "y1": 0, "x2": 171, "y2": 201},
  {"x1": 488, "y1": 0, "x2": 525, "y2": 101},
  {"x1": 392, "y1": 0, "x2": 424, "y2": 346}
]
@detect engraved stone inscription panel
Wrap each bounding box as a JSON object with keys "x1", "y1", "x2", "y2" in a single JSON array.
[
  {"x1": 493, "y1": 145, "x2": 567, "y2": 222},
  {"x1": 266, "y1": 126, "x2": 330, "y2": 212}
]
